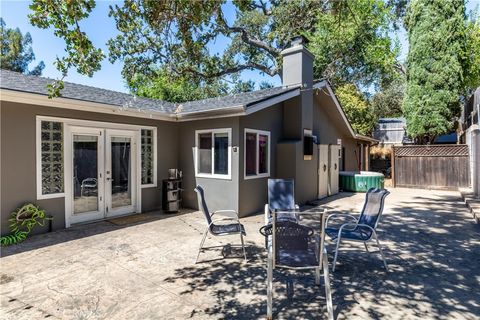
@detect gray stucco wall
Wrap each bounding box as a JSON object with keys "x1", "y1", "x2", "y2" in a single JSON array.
[
  {"x1": 283, "y1": 96, "x2": 302, "y2": 140},
  {"x1": 1, "y1": 88, "x2": 362, "y2": 236},
  {"x1": 276, "y1": 141, "x2": 318, "y2": 205},
  {"x1": 313, "y1": 93, "x2": 359, "y2": 171},
  {"x1": 177, "y1": 117, "x2": 240, "y2": 214},
  {"x1": 1, "y1": 101, "x2": 178, "y2": 235},
  {"x1": 238, "y1": 103, "x2": 284, "y2": 215}
]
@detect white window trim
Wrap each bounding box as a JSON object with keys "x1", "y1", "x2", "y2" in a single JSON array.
[
  {"x1": 36, "y1": 116, "x2": 157, "y2": 202},
  {"x1": 195, "y1": 128, "x2": 232, "y2": 180},
  {"x1": 36, "y1": 118, "x2": 65, "y2": 200},
  {"x1": 140, "y1": 127, "x2": 158, "y2": 188},
  {"x1": 244, "y1": 128, "x2": 271, "y2": 180}
]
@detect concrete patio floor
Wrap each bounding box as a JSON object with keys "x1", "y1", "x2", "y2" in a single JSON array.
[{"x1": 1, "y1": 188, "x2": 479, "y2": 319}]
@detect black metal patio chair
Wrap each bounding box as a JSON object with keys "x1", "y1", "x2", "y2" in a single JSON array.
[
  {"x1": 264, "y1": 179, "x2": 299, "y2": 226},
  {"x1": 194, "y1": 185, "x2": 247, "y2": 264},
  {"x1": 260, "y1": 179, "x2": 334, "y2": 320},
  {"x1": 325, "y1": 188, "x2": 390, "y2": 272}
]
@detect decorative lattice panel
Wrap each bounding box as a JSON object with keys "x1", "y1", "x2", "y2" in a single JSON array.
[
  {"x1": 41, "y1": 121, "x2": 64, "y2": 194},
  {"x1": 141, "y1": 129, "x2": 154, "y2": 184},
  {"x1": 394, "y1": 145, "x2": 469, "y2": 157}
]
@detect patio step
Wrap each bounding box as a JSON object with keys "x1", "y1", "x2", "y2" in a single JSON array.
[{"x1": 459, "y1": 187, "x2": 480, "y2": 223}]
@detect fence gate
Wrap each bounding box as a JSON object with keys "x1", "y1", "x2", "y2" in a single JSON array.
[{"x1": 393, "y1": 145, "x2": 470, "y2": 190}]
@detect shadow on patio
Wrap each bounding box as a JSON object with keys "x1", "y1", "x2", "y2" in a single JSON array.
[
  {"x1": 1, "y1": 189, "x2": 478, "y2": 319},
  {"x1": 0, "y1": 209, "x2": 195, "y2": 258},
  {"x1": 163, "y1": 191, "x2": 480, "y2": 319}
]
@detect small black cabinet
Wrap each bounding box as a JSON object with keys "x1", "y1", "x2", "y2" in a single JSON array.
[{"x1": 162, "y1": 179, "x2": 182, "y2": 212}]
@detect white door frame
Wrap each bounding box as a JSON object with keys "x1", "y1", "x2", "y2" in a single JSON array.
[
  {"x1": 328, "y1": 144, "x2": 340, "y2": 196},
  {"x1": 63, "y1": 122, "x2": 142, "y2": 227},
  {"x1": 65, "y1": 126, "x2": 106, "y2": 225},
  {"x1": 105, "y1": 129, "x2": 138, "y2": 218},
  {"x1": 318, "y1": 144, "x2": 329, "y2": 199}
]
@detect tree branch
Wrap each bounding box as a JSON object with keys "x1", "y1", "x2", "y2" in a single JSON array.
[
  {"x1": 178, "y1": 62, "x2": 279, "y2": 79},
  {"x1": 253, "y1": 0, "x2": 270, "y2": 16},
  {"x1": 215, "y1": 8, "x2": 280, "y2": 58},
  {"x1": 394, "y1": 61, "x2": 406, "y2": 76}
]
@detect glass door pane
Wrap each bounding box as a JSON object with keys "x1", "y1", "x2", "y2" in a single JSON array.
[
  {"x1": 110, "y1": 136, "x2": 132, "y2": 209},
  {"x1": 73, "y1": 135, "x2": 99, "y2": 214},
  {"x1": 214, "y1": 132, "x2": 228, "y2": 174}
]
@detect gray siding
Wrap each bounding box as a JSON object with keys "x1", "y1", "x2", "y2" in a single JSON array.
[
  {"x1": 313, "y1": 93, "x2": 359, "y2": 171},
  {"x1": 1, "y1": 89, "x2": 364, "y2": 236},
  {"x1": 1, "y1": 101, "x2": 178, "y2": 235},
  {"x1": 239, "y1": 103, "x2": 284, "y2": 215},
  {"x1": 178, "y1": 117, "x2": 240, "y2": 214},
  {"x1": 276, "y1": 141, "x2": 318, "y2": 205}
]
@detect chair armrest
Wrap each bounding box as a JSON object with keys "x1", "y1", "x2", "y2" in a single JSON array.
[
  {"x1": 212, "y1": 210, "x2": 239, "y2": 219},
  {"x1": 264, "y1": 204, "x2": 270, "y2": 225},
  {"x1": 336, "y1": 223, "x2": 375, "y2": 240},
  {"x1": 209, "y1": 217, "x2": 240, "y2": 227},
  {"x1": 356, "y1": 223, "x2": 375, "y2": 232},
  {"x1": 325, "y1": 213, "x2": 358, "y2": 228}
]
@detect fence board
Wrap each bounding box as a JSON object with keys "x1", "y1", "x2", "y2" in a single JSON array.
[{"x1": 393, "y1": 145, "x2": 470, "y2": 190}]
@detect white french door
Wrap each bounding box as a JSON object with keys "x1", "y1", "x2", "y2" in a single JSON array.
[
  {"x1": 66, "y1": 126, "x2": 138, "y2": 225},
  {"x1": 105, "y1": 129, "x2": 137, "y2": 217}
]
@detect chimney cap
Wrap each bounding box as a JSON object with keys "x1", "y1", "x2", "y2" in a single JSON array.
[{"x1": 290, "y1": 35, "x2": 309, "y2": 47}]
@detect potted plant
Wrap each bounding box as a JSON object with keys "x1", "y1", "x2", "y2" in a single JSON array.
[{"x1": 0, "y1": 204, "x2": 52, "y2": 246}]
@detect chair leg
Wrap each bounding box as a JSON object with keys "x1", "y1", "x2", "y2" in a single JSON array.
[
  {"x1": 364, "y1": 242, "x2": 369, "y2": 252},
  {"x1": 240, "y1": 233, "x2": 247, "y2": 262},
  {"x1": 322, "y1": 250, "x2": 334, "y2": 320},
  {"x1": 373, "y1": 231, "x2": 389, "y2": 271},
  {"x1": 195, "y1": 228, "x2": 209, "y2": 264},
  {"x1": 315, "y1": 266, "x2": 321, "y2": 285},
  {"x1": 332, "y1": 236, "x2": 342, "y2": 272},
  {"x1": 267, "y1": 241, "x2": 273, "y2": 320}
]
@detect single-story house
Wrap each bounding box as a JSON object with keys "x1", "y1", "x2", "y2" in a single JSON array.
[{"x1": 0, "y1": 37, "x2": 375, "y2": 235}]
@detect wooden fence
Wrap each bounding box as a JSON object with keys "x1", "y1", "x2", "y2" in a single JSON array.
[{"x1": 392, "y1": 145, "x2": 470, "y2": 190}]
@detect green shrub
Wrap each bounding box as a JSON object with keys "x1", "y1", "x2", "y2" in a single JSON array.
[{"x1": 0, "y1": 204, "x2": 51, "y2": 246}]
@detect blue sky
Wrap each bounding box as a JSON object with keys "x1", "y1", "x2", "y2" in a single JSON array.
[{"x1": 1, "y1": 0, "x2": 478, "y2": 93}]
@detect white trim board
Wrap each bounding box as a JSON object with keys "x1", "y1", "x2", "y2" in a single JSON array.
[
  {"x1": 2, "y1": 88, "x2": 302, "y2": 122},
  {"x1": 194, "y1": 128, "x2": 232, "y2": 180},
  {"x1": 245, "y1": 89, "x2": 300, "y2": 115},
  {"x1": 2, "y1": 89, "x2": 175, "y2": 121}
]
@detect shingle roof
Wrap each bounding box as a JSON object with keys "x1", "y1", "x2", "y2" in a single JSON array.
[
  {"x1": 1, "y1": 70, "x2": 301, "y2": 118},
  {"x1": 0, "y1": 69, "x2": 175, "y2": 113},
  {"x1": 177, "y1": 86, "x2": 299, "y2": 114}
]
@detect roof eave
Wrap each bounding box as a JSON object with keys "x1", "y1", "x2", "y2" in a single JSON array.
[
  {"x1": 175, "y1": 105, "x2": 246, "y2": 120},
  {"x1": 313, "y1": 81, "x2": 356, "y2": 139},
  {"x1": 0, "y1": 89, "x2": 175, "y2": 121},
  {"x1": 355, "y1": 134, "x2": 379, "y2": 144},
  {"x1": 175, "y1": 87, "x2": 301, "y2": 120}
]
